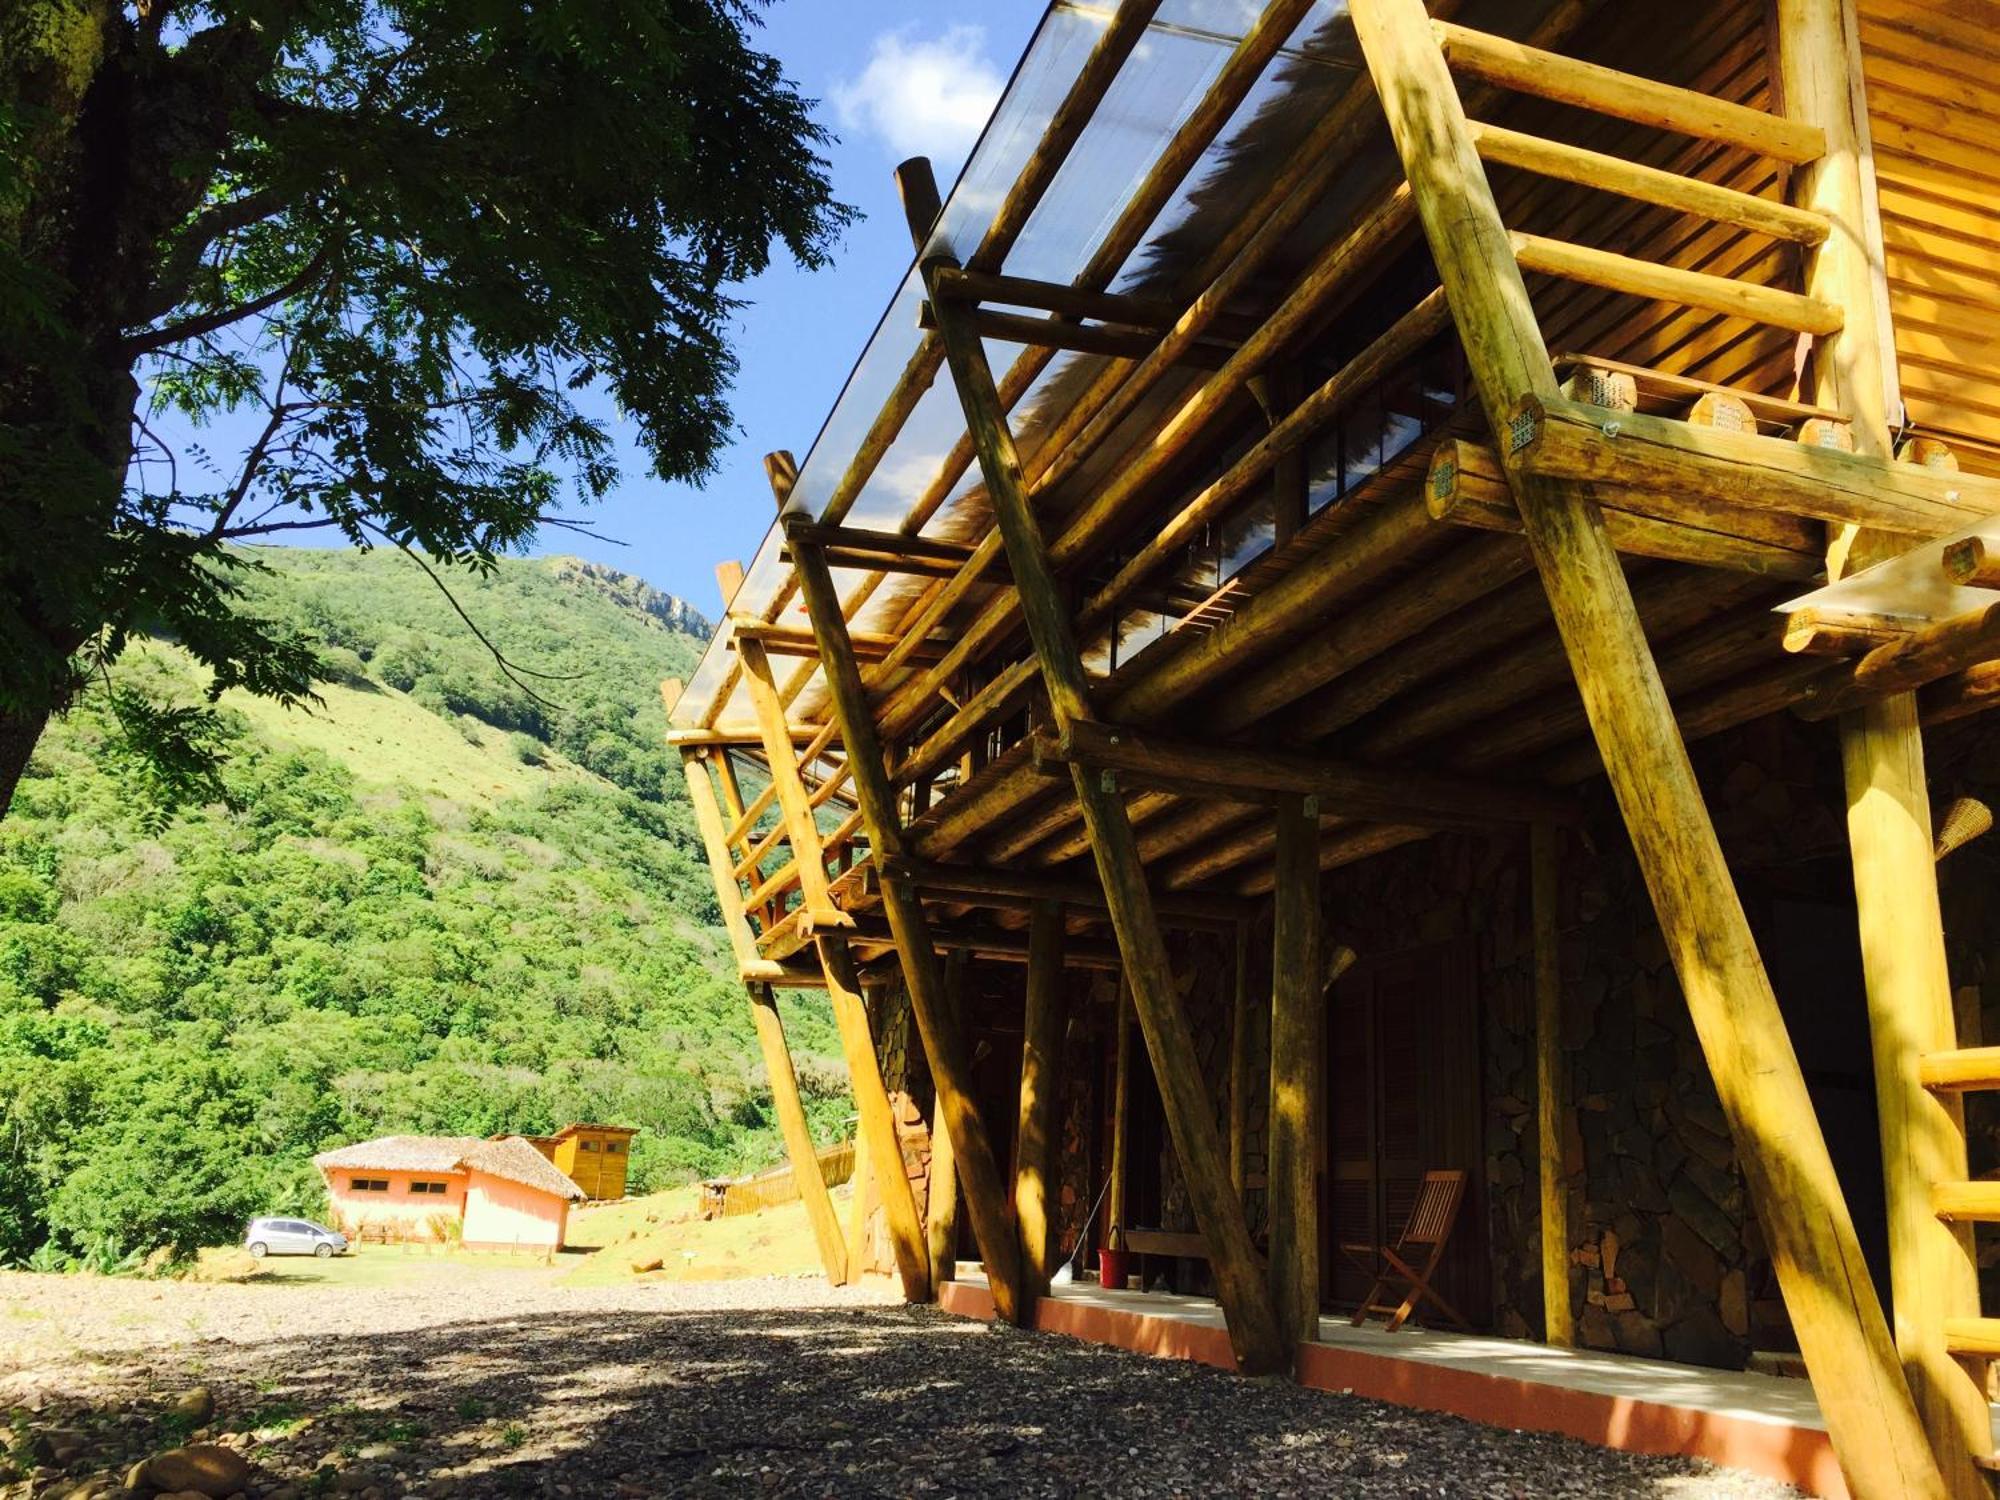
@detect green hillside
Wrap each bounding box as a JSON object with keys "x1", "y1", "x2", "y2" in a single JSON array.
[{"x1": 0, "y1": 548, "x2": 845, "y2": 1269}]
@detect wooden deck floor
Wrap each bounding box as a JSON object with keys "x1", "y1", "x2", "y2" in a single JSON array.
[{"x1": 934, "y1": 1267, "x2": 1939, "y2": 1499}]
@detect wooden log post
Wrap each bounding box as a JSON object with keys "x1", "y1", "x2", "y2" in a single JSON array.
[
  {"x1": 898, "y1": 155, "x2": 1285, "y2": 1374},
  {"x1": 676, "y1": 747, "x2": 849, "y2": 1285},
  {"x1": 1015, "y1": 899, "x2": 1066, "y2": 1298},
  {"x1": 1530, "y1": 824, "x2": 1572, "y2": 1347},
  {"x1": 819, "y1": 938, "x2": 934, "y2": 1302},
  {"x1": 1269, "y1": 795, "x2": 1322, "y2": 1352},
  {"x1": 844, "y1": 1111, "x2": 872, "y2": 1286},
  {"x1": 751, "y1": 984, "x2": 851, "y2": 1287},
  {"x1": 1350, "y1": 1, "x2": 1945, "y2": 1492},
  {"x1": 1780, "y1": 3, "x2": 1991, "y2": 1489},
  {"x1": 1228, "y1": 920, "x2": 1256, "y2": 1196},
  {"x1": 1108, "y1": 978, "x2": 1132, "y2": 1255},
  {"x1": 929, "y1": 950, "x2": 967, "y2": 1283},
  {"x1": 777, "y1": 496, "x2": 1028, "y2": 1326}
]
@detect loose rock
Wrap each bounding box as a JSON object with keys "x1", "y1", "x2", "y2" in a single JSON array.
[
  {"x1": 134, "y1": 1444, "x2": 250, "y2": 1497},
  {"x1": 168, "y1": 1389, "x2": 215, "y2": 1429}
]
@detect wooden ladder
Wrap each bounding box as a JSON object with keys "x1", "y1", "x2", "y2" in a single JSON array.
[
  {"x1": 1921, "y1": 1047, "x2": 2000, "y2": 1392},
  {"x1": 1429, "y1": 21, "x2": 1843, "y2": 401}
]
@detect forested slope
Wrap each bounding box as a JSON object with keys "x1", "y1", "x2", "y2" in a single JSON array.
[{"x1": 0, "y1": 549, "x2": 844, "y2": 1267}]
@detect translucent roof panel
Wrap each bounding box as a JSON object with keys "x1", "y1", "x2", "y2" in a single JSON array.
[{"x1": 671, "y1": 0, "x2": 1376, "y2": 728}]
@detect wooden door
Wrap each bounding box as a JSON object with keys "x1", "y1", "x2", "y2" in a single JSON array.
[{"x1": 1324, "y1": 940, "x2": 1488, "y2": 1327}]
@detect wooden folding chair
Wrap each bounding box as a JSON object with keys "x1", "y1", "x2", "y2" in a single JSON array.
[{"x1": 1339, "y1": 1168, "x2": 1472, "y2": 1332}]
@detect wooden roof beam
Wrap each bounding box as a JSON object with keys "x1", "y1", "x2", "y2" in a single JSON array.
[
  {"x1": 1509, "y1": 394, "x2": 1999, "y2": 540},
  {"x1": 1428, "y1": 438, "x2": 1824, "y2": 581},
  {"x1": 868, "y1": 855, "x2": 1254, "y2": 929},
  {"x1": 730, "y1": 618, "x2": 950, "y2": 667},
  {"x1": 1034, "y1": 719, "x2": 1579, "y2": 827}
]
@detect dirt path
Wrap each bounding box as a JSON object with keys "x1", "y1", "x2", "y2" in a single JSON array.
[{"x1": 0, "y1": 1268, "x2": 1803, "y2": 1498}]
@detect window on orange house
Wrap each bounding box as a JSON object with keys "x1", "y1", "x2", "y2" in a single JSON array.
[
  {"x1": 351, "y1": 1178, "x2": 389, "y2": 1192},
  {"x1": 409, "y1": 1180, "x2": 449, "y2": 1195}
]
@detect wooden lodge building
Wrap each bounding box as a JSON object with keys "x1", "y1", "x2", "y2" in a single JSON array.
[{"x1": 663, "y1": 2, "x2": 2000, "y2": 1494}]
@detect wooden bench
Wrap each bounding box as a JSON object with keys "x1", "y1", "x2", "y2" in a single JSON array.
[{"x1": 1121, "y1": 1228, "x2": 1208, "y2": 1259}]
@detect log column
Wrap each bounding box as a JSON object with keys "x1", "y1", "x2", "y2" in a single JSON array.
[
  {"x1": 820, "y1": 939, "x2": 934, "y2": 1301},
  {"x1": 780, "y1": 508, "x2": 1028, "y2": 1324},
  {"x1": 1269, "y1": 794, "x2": 1322, "y2": 1351},
  {"x1": 1349, "y1": 0, "x2": 1942, "y2": 1491},
  {"x1": 1779, "y1": 3, "x2": 1989, "y2": 1488},
  {"x1": 1108, "y1": 978, "x2": 1132, "y2": 1255},
  {"x1": 898, "y1": 155, "x2": 1285, "y2": 1374},
  {"x1": 1015, "y1": 899, "x2": 1066, "y2": 1297},
  {"x1": 1530, "y1": 824, "x2": 1572, "y2": 1347},
  {"x1": 928, "y1": 950, "x2": 968, "y2": 1283},
  {"x1": 1228, "y1": 920, "x2": 1256, "y2": 1195}
]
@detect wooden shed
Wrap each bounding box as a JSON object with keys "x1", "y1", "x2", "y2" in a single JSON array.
[
  {"x1": 514, "y1": 1123, "x2": 638, "y2": 1201},
  {"x1": 663, "y1": 3, "x2": 2000, "y2": 1495}
]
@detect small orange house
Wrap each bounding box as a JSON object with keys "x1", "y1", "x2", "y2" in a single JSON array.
[
  {"x1": 314, "y1": 1135, "x2": 584, "y2": 1250},
  {"x1": 520, "y1": 1122, "x2": 637, "y2": 1200}
]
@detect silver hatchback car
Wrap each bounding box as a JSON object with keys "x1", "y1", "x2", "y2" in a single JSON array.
[{"x1": 244, "y1": 1217, "x2": 349, "y2": 1258}]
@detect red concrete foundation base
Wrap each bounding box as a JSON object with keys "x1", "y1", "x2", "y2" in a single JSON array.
[{"x1": 936, "y1": 1282, "x2": 1846, "y2": 1498}]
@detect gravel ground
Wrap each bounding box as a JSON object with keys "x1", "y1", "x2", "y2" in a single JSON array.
[{"x1": 0, "y1": 1268, "x2": 1807, "y2": 1498}]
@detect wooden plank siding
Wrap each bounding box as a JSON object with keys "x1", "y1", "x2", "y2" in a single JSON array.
[{"x1": 1857, "y1": 0, "x2": 2000, "y2": 465}]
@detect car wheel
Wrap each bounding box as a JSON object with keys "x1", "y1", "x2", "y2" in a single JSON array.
[
  {"x1": 314, "y1": 1242, "x2": 333, "y2": 1259},
  {"x1": 249, "y1": 1242, "x2": 267, "y2": 1258}
]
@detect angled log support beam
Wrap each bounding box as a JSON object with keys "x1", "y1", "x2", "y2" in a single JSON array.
[
  {"x1": 1780, "y1": 1, "x2": 1992, "y2": 1491},
  {"x1": 749, "y1": 984, "x2": 851, "y2": 1287},
  {"x1": 1015, "y1": 899, "x2": 1066, "y2": 1299},
  {"x1": 1531, "y1": 824, "x2": 1572, "y2": 1348},
  {"x1": 1269, "y1": 795, "x2": 1322, "y2": 1353},
  {"x1": 818, "y1": 937, "x2": 933, "y2": 1302},
  {"x1": 898, "y1": 155, "x2": 1285, "y2": 1375},
  {"x1": 775, "y1": 466, "x2": 1028, "y2": 1326},
  {"x1": 1350, "y1": 1, "x2": 1944, "y2": 1493}
]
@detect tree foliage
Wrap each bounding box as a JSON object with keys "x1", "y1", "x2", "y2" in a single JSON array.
[
  {"x1": 0, "y1": 550, "x2": 848, "y2": 1267},
  {"x1": 0, "y1": 0, "x2": 850, "y2": 811}
]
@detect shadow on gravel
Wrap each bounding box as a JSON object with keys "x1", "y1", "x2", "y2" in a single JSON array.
[{"x1": 45, "y1": 1302, "x2": 1805, "y2": 1499}]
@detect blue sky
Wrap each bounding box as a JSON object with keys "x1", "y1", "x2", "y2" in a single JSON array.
[{"x1": 564, "y1": 1, "x2": 1048, "y2": 617}]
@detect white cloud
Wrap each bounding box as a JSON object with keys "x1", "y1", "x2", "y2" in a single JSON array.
[{"x1": 832, "y1": 25, "x2": 1006, "y2": 167}]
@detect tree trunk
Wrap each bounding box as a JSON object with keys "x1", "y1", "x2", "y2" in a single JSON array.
[{"x1": 0, "y1": 701, "x2": 53, "y2": 820}]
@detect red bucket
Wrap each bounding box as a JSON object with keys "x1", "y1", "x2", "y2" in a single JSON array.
[{"x1": 1098, "y1": 1247, "x2": 1134, "y2": 1290}]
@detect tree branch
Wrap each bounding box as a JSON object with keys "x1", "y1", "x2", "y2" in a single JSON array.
[
  {"x1": 357, "y1": 520, "x2": 584, "y2": 707},
  {"x1": 135, "y1": 188, "x2": 293, "y2": 325},
  {"x1": 125, "y1": 243, "x2": 333, "y2": 355}
]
